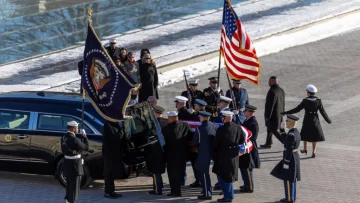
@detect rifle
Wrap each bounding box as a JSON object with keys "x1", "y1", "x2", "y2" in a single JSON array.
[
  {"x1": 226, "y1": 72, "x2": 238, "y2": 110},
  {"x1": 183, "y1": 70, "x2": 193, "y2": 109}
]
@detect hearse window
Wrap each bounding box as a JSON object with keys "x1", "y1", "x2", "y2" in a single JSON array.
[
  {"x1": 0, "y1": 110, "x2": 30, "y2": 129},
  {"x1": 37, "y1": 114, "x2": 92, "y2": 133}
]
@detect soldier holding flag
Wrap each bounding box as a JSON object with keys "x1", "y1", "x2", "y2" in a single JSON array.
[
  {"x1": 225, "y1": 79, "x2": 249, "y2": 124},
  {"x1": 203, "y1": 77, "x2": 224, "y2": 117},
  {"x1": 181, "y1": 78, "x2": 204, "y2": 108}
]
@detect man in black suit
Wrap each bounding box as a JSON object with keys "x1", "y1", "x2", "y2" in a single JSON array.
[
  {"x1": 261, "y1": 76, "x2": 285, "y2": 148},
  {"x1": 105, "y1": 39, "x2": 121, "y2": 61}
]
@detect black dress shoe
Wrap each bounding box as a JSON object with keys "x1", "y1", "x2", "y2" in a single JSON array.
[
  {"x1": 240, "y1": 188, "x2": 253, "y2": 193},
  {"x1": 190, "y1": 181, "x2": 202, "y2": 188},
  {"x1": 148, "y1": 191, "x2": 162, "y2": 195},
  {"x1": 198, "y1": 195, "x2": 212, "y2": 200},
  {"x1": 104, "y1": 192, "x2": 122, "y2": 199},
  {"x1": 239, "y1": 185, "x2": 245, "y2": 189},
  {"x1": 260, "y1": 144, "x2": 271, "y2": 148},
  {"x1": 312, "y1": 153, "x2": 316, "y2": 158},
  {"x1": 280, "y1": 198, "x2": 294, "y2": 203},
  {"x1": 214, "y1": 182, "x2": 221, "y2": 190},
  {"x1": 217, "y1": 198, "x2": 232, "y2": 202},
  {"x1": 167, "y1": 193, "x2": 181, "y2": 197},
  {"x1": 300, "y1": 149, "x2": 307, "y2": 155}
]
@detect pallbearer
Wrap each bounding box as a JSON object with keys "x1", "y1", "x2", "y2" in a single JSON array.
[
  {"x1": 271, "y1": 114, "x2": 301, "y2": 203},
  {"x1": 192, "y1": 99, "x2": 207, "y2": 121},
  {"x1": 61, "y1": 121, "x2": 89, "y2": 203},
  {"x1": 211, "y1": 96, "x2": 232, "y2": 123},
  {"x1": 174, "y1": 96, "x2": 193, "y2": 120},
  {"x1": 193, "y1": 111, "x2": 218, "y2": 200}
]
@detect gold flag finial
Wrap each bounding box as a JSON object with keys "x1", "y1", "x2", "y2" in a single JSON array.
[{"x1": 87, "y1": 8, "x2": 92, "y2": 24}]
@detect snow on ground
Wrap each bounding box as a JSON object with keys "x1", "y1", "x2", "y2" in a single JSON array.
[{"x1": 1, "y1": 0, "x2": 360, "y2": 93}]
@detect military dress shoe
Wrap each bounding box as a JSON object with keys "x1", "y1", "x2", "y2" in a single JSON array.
[
  {"x1": 190, "y1": 181, "x2": 202, "y2": 188},
  {"x1": 217, "y1": 198, "x2": 232, "y2": 202},
  {"x1": 167, "y1": 193, "x2": 181, "y2": 197},
  {"x1": 260, "y1": 144, "x2": 271, "y2": 148},
  {"x1": 240, "y1": 188, "x2": 253, "y2": 193},
  {"x1": 214, "y1": 182, "x2": 221, "y2": 190},
  {"x1": 198, "y1": 195, "x2": 212, "y2": 200},
  {"x1": 104, "y1": 192, "x2": 122, "y2": 199},
  {"x1": 148, "y1": 191, "x2": 162, "y2": 195},
  {"x1": 280, "y1": 198, "x2": 294, "y2": 203}
]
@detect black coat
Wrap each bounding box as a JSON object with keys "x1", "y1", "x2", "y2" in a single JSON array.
[
  {"x1": 265, "y1": 84, "x2": 285, "y2": 130},
  {"x1": 181, "y1": 90, "x2": 204, "y2": 108},
  {"x1": 178, "y1": 107, "x2": 193, "y2": 121},
  {"x1": 271, "y1": 128, "x2": 301, "y2": 182},
  {"x1": 163, "y1": 121, "x2": 193, "y2": 170},
  {"x1": 203, "y1": 87, "x2": 224, "y2": 114},
  {"x1": 105, "y1": 46, "x2": 121, "y2": 60},
  {"x1": 240, "y1": 116, "x2": 260, "y2": 169},
  {"x1": 193, "y1": 120, "x2": 218, "y2": 173},
  {"x1": 138, "y1": 63, "x2": 159, "y2": 102},
  {"x1": 157, "y1": 117, "x2": 168, "y2": 129},
  {"x1": 283, "y1": 96, "x2": 331, "y2": 142},
  {"x1": 102, "y1": 121, "x2": 126, "y2": 176},
  {"x1": 212, "y1": 122, "x2": 245, "y2": 183},
  {"x1": 61, "y1": 132, "x2": 89, "y2": 177}
]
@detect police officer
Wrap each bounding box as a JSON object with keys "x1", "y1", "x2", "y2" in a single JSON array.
[
  {"x1": 147, "y1": 105, "x2": 167, "y2": 195},
  {"x1": 174, "y1": 96, "x2": 193, "y2": 120},
  {"x1": 191, "y1": 99, "x2": 207, "y2": 121},
  {"x1": 193, "y1": 111, "x2": 218, "y2": 200},
  {"x1": 270, "y1": 114, "x2": 301, "y2": 203},
  {"x1": 181, "y1": 79, "x2": 204, "y2": 108},
  {"x1": 239, "y1": 104, "x2": 260, "y2": 193},
  {"x1": 61, "y1": 121, "x2": 89, "y2": 203},
  {"x1": 212, "y1": 111, "x2": 245, "y2": 202},
  {"x1": 226, "y1": 79, "x2": 249, "y2": 124},
  {"x1": 203, "y1": 77, "x2": 224, "y2": 117},
  {"x1": 162, "y1": 111, "x2": 193, "y2": 197},
  {"x1": 105, "y1": 39, "x2": 121, "y2": 60},
  {"x1": 211, "y1": 96, "x2": 232, "y2": 123},
  {"x1": 102, "y1": 120, "x2": 125, "y2": 199}
]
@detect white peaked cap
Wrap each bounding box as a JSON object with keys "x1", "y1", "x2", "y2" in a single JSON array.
[
  {"x1": 109, "y1": 39, "x2": 116, "y2": 43},
  {"x1": 67, "y1": 121, "x2": 79, "y2": 127},
  {"x1": 174, "y1": 96, "x2": 188, "y2": 103},
  {"x1": 167, "y1": 111, "x2": 178, "y2": 117},
  {"x1": 221, "y1": 111, "x2": 234, "y2": 117},
  {"x1": 220, "y1": 96, "x2": 232, "y2": 103},
  {"x1": 306, "y1": 84, "x2": 318, "y2": 93},
  {"x1": 188, "y1": 79, "x2": 199, "y2": 85}
]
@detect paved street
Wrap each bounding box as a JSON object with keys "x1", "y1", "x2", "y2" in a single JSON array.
[{"x1": 2, "y1": 29, "x2": 360, "y2": 202}]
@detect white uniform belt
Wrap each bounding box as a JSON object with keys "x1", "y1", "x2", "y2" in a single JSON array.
[{"x1": 65, "y1": 155, "x2": 81, "y2": 159}]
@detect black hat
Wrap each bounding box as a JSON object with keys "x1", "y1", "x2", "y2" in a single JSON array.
[
  {"x1": 286, "y1": 114, "x2": 299, "y2": 122},
  {"x1": 199, "y1": 111, "x2": 211, "y2": 117},
  {"x1": 153, "y1": 105, "x2": 165, "y2": 114},
  {"x1": 114, "y1": 55, "x2": 121, "y2": 60},
  {"x1": 245, "y1": 104, "x2": 257, "y2": 112},
  {"x1": 195, "y1": 99, "x2": 207, "y2": 107},
  {"x1": 208, "y1": 77, "x2": 218, "y2": 83},
  {"x1": 231, "y1": 79, "x2": 241, "y2": 84}
]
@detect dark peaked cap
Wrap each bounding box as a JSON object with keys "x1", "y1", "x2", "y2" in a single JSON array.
[
  {"x1": 153, "y1": 105, "x2": 165, "y2": 114},
  {"x1": 286, "y1": 114, "x2": 299, "y2": 121},
  {"x1": 245, "y1": 104, "x2": 257, "y2": 112}
]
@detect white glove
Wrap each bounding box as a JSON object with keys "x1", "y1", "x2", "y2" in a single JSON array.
[
  {"x1": 232, "y1": 110, "x2": 239, "y2": 115},
  {"x1": 283, "y1": 164, "x2": 289, "y2": 169},
  {"x1": 187, "y1": 108, "x2": 194, "y2": 114},
  {"x1": 280, "y1": 121, "x2": 285, "y2": 129},
  {"x1": 239, "y1": 107, "x2": 245, "y2": 112},
  {"x1": 80, "y1": 129, "x2": 86, "y2": 137}
]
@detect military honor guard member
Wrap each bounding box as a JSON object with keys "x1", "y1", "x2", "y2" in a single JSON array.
[
  {"x1": 212, "y1": 111, "x2": 245, "y2": 202},
  {"x1": 102, "y1": 120, "x2": 126, "y2": 199},
  {"x1": 191, "y1": 99, "x2": 207, "y2": 121},
  {"x1": 162, "y1": 111, "x2": 194, "y2": 197},
  {"x1": 193, "y1": 111, "x2": 218, "y2": 200},
  {"x1": 211, "y1": 96, "x2": 232, "y2": 123},
  {"x1": 147, "y1": 105, "x2": 166, "y2": 195},
  {"x1": 61, "y1": 121, "x2": 89, "y2": 203},
  {"x1": 105, "y1": 39, "x2": 121, "y2": 60},
  {"x1": 239, "y1": 104, "x2": 260, "y2": 193},
  {"x1": 174, "y1": 96, "x2": 194, "y2": 120},
  {"x1": 262, "y1": 76, "x2": 285, "y2": 148},
  {"x1": 181, "y1": 78, "x2": 204, "y2": 108},
  {"x1": 225, "y1": 79, "x2": 249, "y2": 124},
  {"x1": 203, "y1": 77, "x2": 224, "y2": 116},
  {"x1": 271, "y1": 114, "x2": 301, "y2": 203},
  {"x1": 281, "y1": 84, "x2": 331, "y2": 158}
]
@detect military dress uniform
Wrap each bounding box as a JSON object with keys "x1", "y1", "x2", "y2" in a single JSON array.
[
  {"x1": 225, "y1": 79, "x2": 249, "y2": 124},
  {"x1": 61, "y1": 121, "x2": 89, "y2": 203},
  {"x1": 212, "y1": 111, "x2": 245, "y2": 202},
  {"x1": 181, "y1": 79, "x2": 204, "y2": 108},
  {"x1": 203, "y1": 77, "x2": 224, "y2": 116},
  {"x1": 174, "y1": 96, "x2": 194, "y2": 120},
  {"x1": 239, "y1": 105, "x2": 260, "y2": 193},
  {"x1": 191, "y1": 99, "x2": 207, "y2": 121},
  {"x1": 271, "y1": 115, "x2": 301, "y2": 203},
  {"x1": 211, "y1": 96, "x2": 232, "y2": 123},
  {"x1": 193, "y1": 111, "x2": 218, "y2": 200}
]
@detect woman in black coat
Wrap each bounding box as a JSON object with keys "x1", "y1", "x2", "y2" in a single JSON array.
[
  {"x1": 281, "y1": 84, "x2": 331, "y2": 158},
  {"x1": 138, "y1": 53, "x2": 159, "y2": 102}
]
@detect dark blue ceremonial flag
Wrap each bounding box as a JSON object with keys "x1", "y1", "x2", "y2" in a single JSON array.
[{"x1": 81, "y1": 24, "x2": 140, "y2": 122}]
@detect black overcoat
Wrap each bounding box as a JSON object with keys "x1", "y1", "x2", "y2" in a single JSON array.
[
  {"x1": 193, "y1": 120, "x2": 218, "y2": 173},
  {"x1": 138, "y1": 63, "x2": 159, "y2": 102},
  {"x1": 271, "y1": 128, "x2": 301, "y2": 182},
  {"x1": 105, "y1": 46, "x2": 121, "y2": 60},
  {"x1": 239, "y1": 116, "x2": 260, "y2": 169},
  {"x1": 282, "y1": 96, "x2": 331, "y2": 142},
  {"x1": 264, "y1": 84, "x2": 285, "y2": 130},
  {"x1": 212, "y1": 122, "x2": 245, "y2": 183}
]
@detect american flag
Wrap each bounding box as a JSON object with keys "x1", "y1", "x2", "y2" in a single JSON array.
[
  {"x1": 181, "y1": 120, "x2": 253, "y2": 154},
  {"x1": 220, "y1": 0, "x2": 261, "y2": 85}
]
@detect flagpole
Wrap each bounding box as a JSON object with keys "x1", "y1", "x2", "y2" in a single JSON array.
[{"x1": 217, "y1": 51, "x2": 221, "y2": 83}]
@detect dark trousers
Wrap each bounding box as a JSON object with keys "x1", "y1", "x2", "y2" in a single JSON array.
[
  {"x1": 104, "y1": 159, "x2": 115, "y2": 194},
  {"x1": 217, "y1": 176, "x2": 234, "y2": 200},
  {"x1": 240, "y1": 168, "x2": 254, "y2": 190},
  {"x1": 188, "y1": 152, "x2": 200, "y2": 184},
  {"x1": 168, "y1": 166, "x2": 182, "y2": 195},
  {"x1": 152, "y1": 173, "x2": 163, "y2": 193},
  {"x1": 199, "y1": 172, "x2": 212, "y2": 197},
  {"x1": 65, "y1": 175, "x2": 81, "y2": 203},
  {"x1": 182, "y1": 164, "x2": 186, "y2": 185},
  {"x1": 284, "y1": 180, "x2": 296, "y2": 202},
  {"x1": 265, "y1": 128, "x2": 282, "y2": 145}
]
